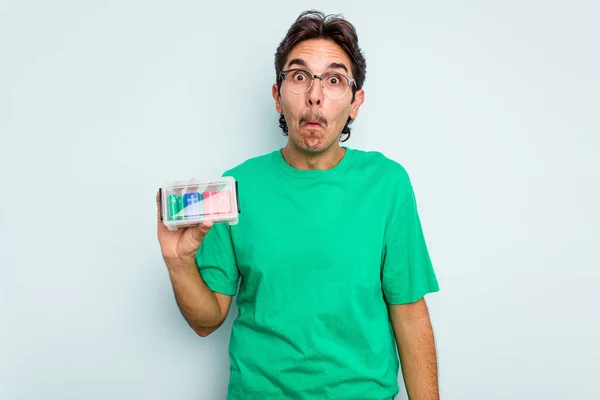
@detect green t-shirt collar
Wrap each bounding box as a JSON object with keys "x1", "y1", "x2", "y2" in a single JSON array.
[{"x1": 272, "y1": 146, "x2": 354, "y2": 178}]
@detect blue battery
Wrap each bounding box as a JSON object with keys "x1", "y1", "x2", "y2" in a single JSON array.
[{"x1": 183, "y1": 192, "x2": 202, "y2": 217}]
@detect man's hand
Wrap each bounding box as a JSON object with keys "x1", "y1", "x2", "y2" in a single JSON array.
[
  {"x1": 156, "y1": 190, "x2": 214, "y2": 264},
  {"x1": 389, "y1": 298, "x2": 439, "y2": 400}
]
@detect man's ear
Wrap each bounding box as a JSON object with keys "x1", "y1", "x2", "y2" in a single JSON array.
[
  {"x1": 349, "y1": 89, "x2": 365, "y2": 119},
  {"x1": 272, "y1": 84, "x2": 283, "y2": 113}
]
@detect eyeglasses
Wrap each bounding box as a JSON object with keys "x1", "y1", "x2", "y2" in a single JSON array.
[{"x1": 280, "y1": 68, "x2": 357, "y2": 99}]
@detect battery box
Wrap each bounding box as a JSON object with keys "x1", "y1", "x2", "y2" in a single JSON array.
[{"x1": 159, "y1": 176, "x2": 240, "y2": 230}]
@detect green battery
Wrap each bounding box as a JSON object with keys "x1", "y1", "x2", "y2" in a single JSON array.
[
  {"x1": 168, "y1": 194, "x2": 179, "y2": 221},
  {"x1": 177, "y1": 195, "x2": 185, "y2": 219}
]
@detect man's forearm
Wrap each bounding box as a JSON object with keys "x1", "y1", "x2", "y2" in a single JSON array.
[
  {"x1": 390, "y1": 301, "x2": 439, "y2": 400},
  {"x1": 165, "y1": 257, "x2": 222, "y2": 334}
]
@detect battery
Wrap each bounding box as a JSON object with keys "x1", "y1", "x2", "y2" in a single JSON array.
[
  {"x1": 160, "y1": 176, "x2": 239, "y2": 230},
  {"x1": 184, "y1": 192, "x2": 202, "y2": 217},
  {"x1": 176, "y1": 195, "x2": 185, "y2": 219},
  {"x1": 214, "y1": 189, "x2": 232, "y2": 214},
  {"x1": 202, "y1": 191, "x2": 217, "y2": 215},
  {"x1": 167, "y1": 194, "x2": 179, "y2": 221}
]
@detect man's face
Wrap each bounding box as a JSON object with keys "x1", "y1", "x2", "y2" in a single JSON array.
[{"x1": 272, "y1": 38, "x2": 364, "y2": 155}]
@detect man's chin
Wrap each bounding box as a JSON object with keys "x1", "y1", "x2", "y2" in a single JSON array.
[
  {"x1": 289, "y1": 132, "x2": 336, "y2": 154},
  {"x1": 302, "y1": 136, "x2": 324, "y2": 151}
]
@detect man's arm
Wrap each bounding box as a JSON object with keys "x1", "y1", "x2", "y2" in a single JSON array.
[
  {"x1": 388, "y1": 298, "x2": 439, "y2": 400},
  {"x1": 166, "y1": 257, "x2": 233, "y2": 337},
  {"x1": 156, "y1": 191, "x2": 234, "y2": 338}
]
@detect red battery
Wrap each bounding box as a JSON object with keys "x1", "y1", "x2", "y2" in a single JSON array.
[
  {"x1": 202, "y1": 191, "x2": 217, "y2": 215},
  {"x1": 214, "y1": 189, "x2": 232, "y2": 214}
]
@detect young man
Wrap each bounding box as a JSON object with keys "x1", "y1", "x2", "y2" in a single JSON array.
[{"x1": 156, "y1": 10, "x2": 440, "y2": 400}]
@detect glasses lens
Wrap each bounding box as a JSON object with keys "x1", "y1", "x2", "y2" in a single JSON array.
[
  {"x1": 284, "y1": 70, "x2": 312, "y2": 94},
  {"x1": 322, "y1": 73, "x2": 350, "y2": 98}
]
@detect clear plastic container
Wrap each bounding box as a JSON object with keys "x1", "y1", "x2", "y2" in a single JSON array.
[{"x1": 159, "y1": 176, "x2": 240, "y2": 230}]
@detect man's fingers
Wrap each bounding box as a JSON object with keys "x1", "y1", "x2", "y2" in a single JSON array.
[{"x1": 156, "y1": 190, "x2": 162, "y2": 222}]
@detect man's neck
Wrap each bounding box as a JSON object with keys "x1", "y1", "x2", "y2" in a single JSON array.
[{"x1": 281, "y1": 144, "x2": 346, "y2": 171}]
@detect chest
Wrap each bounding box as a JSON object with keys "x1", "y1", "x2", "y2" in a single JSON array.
[{"x1": 230, "y1": 179, "x2": 389, "y2": 287}]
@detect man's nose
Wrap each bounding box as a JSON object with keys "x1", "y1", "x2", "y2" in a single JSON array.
[{"x1": 307, "y1": 77, "x2": 324, "y2": 106}]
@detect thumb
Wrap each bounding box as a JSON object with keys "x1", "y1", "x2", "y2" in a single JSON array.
[
  {"x1": 190, "y1": 220, "x2": 214, "y2": 244},
  {"x1": 179, "y1": 222, "x2": 213, "y2": 259}
]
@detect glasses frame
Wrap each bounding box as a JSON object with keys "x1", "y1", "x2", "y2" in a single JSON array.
[{"x1": 280, "y1": 68, "x2": 357, "y2": 99}]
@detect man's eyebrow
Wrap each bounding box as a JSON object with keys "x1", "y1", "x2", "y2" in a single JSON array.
[
  {"x1": 326, "y1": 62, "x2": 348, "y2": 73},
  {"x1": 287, "y1": 58, "x2": 307, "y2": 68},
  {"x1": 285, "y1": 59, "x2": 349, "y2": 74}
]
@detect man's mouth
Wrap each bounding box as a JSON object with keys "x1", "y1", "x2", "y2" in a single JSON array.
[{"x1": 303, "y1": 120, "x2": 323, "y2": 128}]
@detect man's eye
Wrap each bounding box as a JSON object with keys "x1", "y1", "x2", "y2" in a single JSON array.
[
  {"x1": 327, "y1": 75, "x2": 342, "y2": 85},
  {"x1": 293, "y1": 73, "x2": 306, "y2": 81}
]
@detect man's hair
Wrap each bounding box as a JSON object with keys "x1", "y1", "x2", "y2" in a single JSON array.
[{"x1": 274, "y1": 10, "x2": 367, "y2": 142}]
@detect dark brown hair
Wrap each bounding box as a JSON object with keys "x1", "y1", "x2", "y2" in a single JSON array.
[{"x1": 274, "y1": 10, "x2": 367, "y2": 142}]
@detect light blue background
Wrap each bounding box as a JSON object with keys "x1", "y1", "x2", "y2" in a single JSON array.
[{"x1": 1, "y1": 1, "x2": 598, "y2": 399}]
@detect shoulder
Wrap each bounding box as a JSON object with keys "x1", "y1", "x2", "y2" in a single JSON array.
[
  {"x1": 221, "y1": 150, "x2": 277, "y2": 179},
  {"x1": 350, "y1": 149, "x2": 420, "y2": 218},
  {"x1": 349, "y1": 148, "x2": 412, "y2": 187}
]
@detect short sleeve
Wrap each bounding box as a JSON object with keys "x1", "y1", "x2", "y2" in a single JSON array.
[
  {"x1": 381, "y1": 176, "x2": 439, "y2": 305},
  {"x1": 196, "y1": 221, "x2": 240, "y2": 296}
]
